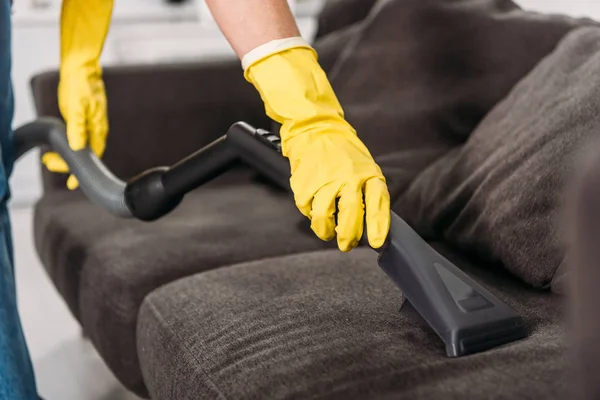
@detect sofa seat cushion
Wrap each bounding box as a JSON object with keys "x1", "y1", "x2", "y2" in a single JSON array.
[
  {"x1": 137, "y1": 245, "x2": 564, "y2": 400},
  {"x1": 33, "y1": 169, "x2": 332, "y2": 397}
]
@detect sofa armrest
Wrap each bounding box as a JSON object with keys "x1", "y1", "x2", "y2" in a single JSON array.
[{"x1": 30, "y1": 59, "x2": 270, "y2": 193}]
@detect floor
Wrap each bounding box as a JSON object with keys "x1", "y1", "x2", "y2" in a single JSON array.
[{"x1": 12, "y1": 206, "x2": 142, "y2": 400}]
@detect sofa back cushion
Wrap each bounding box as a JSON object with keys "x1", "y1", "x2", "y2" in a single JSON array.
[{"x1": 399, "y1": 27, "x2": 600, "y2": 291}]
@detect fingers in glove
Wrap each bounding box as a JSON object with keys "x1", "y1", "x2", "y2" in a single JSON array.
[
  {"x1": 335, "y1": 184, "x2": 365, "y2": 252},
  {"x1": 41, "y1": 153, "x2": 80, "y2": 190},
  {"x1": 67, "y1": 175, "x2": 79, "y2": 190},
  {"x1": 41, "y1": 152, "x2": 69, "y2": 173},
  {"x1": 88, "y1": 91, "x2": 109, "y2": 157},
  {"x1": 42, "y1": 152, "x2": 79, "y2": 190},
  {"x1": 65, "y1": 102, "x2": 88, "y2": 151},
  {"x1": 364, "y1": 177, "x2": 391, "y2": 249},
  {"x1": 309, "y1": 183, "x2": 338, "y2": 242},
  {"x1": 292, "y1": 183, "x2": 315, "y2": 219}
]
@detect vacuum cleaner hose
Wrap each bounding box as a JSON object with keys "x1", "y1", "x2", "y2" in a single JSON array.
[{"x1": 13, "y1": 117, "x2": 132, "y2": 218}]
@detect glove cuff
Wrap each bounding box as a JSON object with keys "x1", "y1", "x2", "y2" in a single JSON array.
[{"x1": 242, "y1": 37, "x2": 315, "y2": 78}]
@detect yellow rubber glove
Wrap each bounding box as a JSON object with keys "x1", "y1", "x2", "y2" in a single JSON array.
[
  {"x1": 42, "y1": 0, "x2": 113, "y2": 190},
  {"x1": 244, "y1": 39, "x2": 391, "y2": 252}
]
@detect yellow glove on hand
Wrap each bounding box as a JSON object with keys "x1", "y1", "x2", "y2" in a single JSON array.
[
  {"x1": 42, "y1": 0, "x2": 113, "y2": 190},
  {"x1": 244, "y1": 39, "x2": 391, "y2": 252}
]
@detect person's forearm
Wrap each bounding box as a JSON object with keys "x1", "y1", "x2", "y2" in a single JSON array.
[
  {"x1": 60, "y1": 0, "x2": 114, "y2": 70},
  {"x1": 205, "y1": 0, "x2": 300, "y2": 58}
]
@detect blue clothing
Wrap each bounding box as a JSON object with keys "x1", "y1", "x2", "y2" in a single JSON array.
[{"x1": 0, "y1": 0, "x2": 39, "y2": 399}]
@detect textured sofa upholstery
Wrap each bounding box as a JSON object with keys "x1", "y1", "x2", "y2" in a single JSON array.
[
  {"x1": 137, "y1": 246, "x2": 564, "y2": 400},
  {"x1": 34, "y1": 171, "x2": 333, "y2": 395},
  {"x1": 30, "y1": 0, "x2": 600, "y2": 399}
]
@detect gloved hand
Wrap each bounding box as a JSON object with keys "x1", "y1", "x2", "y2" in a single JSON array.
[
  {"x1": 42, "y1": 0, "x2": 113, "y2": 190},
  {"x1": 243, "y1": 39, "x2": 390, "y2": 252},
  {"x1": 42, "y1": 66, "x2": 108, "y2": 190}
]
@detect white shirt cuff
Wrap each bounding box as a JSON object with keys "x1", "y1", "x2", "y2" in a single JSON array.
[{"x1": 241, "y1": 37, "x2": 312, "y2": 71}]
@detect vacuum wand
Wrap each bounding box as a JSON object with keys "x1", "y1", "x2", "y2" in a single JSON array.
[{"x1": 14, "y1": 118, "x2": 527, "y2": 357}]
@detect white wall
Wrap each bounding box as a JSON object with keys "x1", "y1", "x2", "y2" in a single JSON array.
[{"x1": 516, "y1": 0, "x2": 600, "y2": 19}]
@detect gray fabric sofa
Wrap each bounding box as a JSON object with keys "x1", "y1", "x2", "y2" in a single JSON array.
[{"x1": 29, "y1": 0, "x2": 600, "y2": 398}]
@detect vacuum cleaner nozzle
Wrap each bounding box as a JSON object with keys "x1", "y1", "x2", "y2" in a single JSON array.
[{"x1": 378, "y1": 213, "x2": 527, "y2": 356}]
